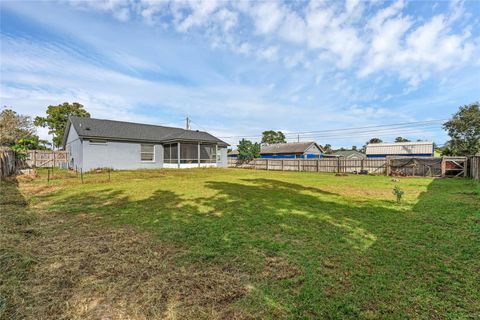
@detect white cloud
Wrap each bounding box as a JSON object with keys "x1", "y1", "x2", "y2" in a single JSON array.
[
  {"x1": 257, "y1": 46, "x2": 278, "y2": 61},
  {"x1": 251, "y1": 2, "x2": 285, "y2": 35},
  {"x1": 361, "y1": 5, "x2": 477, "y2": 86},
  {"x1": 59, "y1": 0, "x2": 478, "y2": 86}
]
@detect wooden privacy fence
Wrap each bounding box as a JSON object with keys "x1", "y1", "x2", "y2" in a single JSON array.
[
  {"x1": 0, "y1": 148, "x2": 16, "y2": 179},
  {"x1": 229, "y1": 156, "x2": 478, "y2": 178},
  {"x1": 25, "y1": 150, "x2": 68, "y2": 168},
  {"x1": 469, "y1": 156, "x2": 480, "y2": 180},
  {"x1": 228, "y1": 158, "x2": 387, "y2": 174}
]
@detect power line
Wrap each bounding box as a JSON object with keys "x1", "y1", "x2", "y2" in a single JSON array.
[
  {"x1": 286, "y1": 128, "x2": 443, "y2": 141},
  {"x1": 217, "y1": 119, "x2": 447, "y2": 139},
  {"x1": 289, "y1": 124, "x2": 442, "y2": 139}
]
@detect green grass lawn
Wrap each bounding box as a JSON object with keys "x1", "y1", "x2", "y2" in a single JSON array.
[{"x1": 1, "y1": 168, "x2": 479, "y2": 319}]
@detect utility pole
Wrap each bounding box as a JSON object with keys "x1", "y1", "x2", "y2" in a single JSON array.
[
  {"x1": 185, "y1": 116, "x2": 191, "y2": 130},
  {"x1": 297, "y1": 134, "x2": 300, "y2": 143}
]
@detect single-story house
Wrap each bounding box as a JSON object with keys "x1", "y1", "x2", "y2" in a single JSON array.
[
  {"x1": 63, "y1": 116, "x2": 229, "y2": 171},
  {"x1": 365, "y1": 141, "x2": 434, "y2": 158},
  {"x1": 327, "y1": 150, "x2": 366, "y2": 159},
  {"x1": 228, "y1": 141, "x2": 324, "y2": 159}
]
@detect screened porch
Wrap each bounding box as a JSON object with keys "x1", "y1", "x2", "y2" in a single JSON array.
[{"x1": 163, "y1": 142, "x2": 220, "y2": 168}]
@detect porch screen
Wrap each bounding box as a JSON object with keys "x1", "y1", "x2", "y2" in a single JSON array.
[
  {"x1": 163, "y1": 143, "x2": 178, "y2": 163},
  {"x1": 164, "y1": 143, "x2": 217, "y2": 164},
  {"x1": 180, "y1": 143, "x2": 198, "y2": 164},
  {"x1": 200, "y1": 144, "x2": 217, "y2": 163}
]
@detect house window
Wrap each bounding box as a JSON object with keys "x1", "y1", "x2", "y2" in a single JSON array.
[{"x1": 141, "y1": 144, "x2": 155, "y2": 162}]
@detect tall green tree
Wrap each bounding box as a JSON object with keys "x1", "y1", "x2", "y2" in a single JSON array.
[
  {"x1": 0, "y1": 108, "x2": 36, "y2": 146},
  {"x1": 261, "y1": 130, "x2": 286, "y2": 145},
  {"x1": 442, "y1": 102, "x2": 480, "y2": 156},
  {"x1": 395, "y1": 137, "x2": 411, "y2": 143},
  {"x1": 237, "y1": 139, "x2": 261, "y2": 160},
  {"x1": 34, "y1": 102, "x2": 90, "y2": 148}
]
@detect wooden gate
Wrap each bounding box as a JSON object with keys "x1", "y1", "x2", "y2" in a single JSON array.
[{"x1": 25, "y1": 150, "x2": 68, "y2": 168}]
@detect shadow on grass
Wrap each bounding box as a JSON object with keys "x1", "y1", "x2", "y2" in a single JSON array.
[
  {"x1": 0, "y1": 178, "x2": 36, "y2": 319},
  {"x1": 12, "y1": 175, "x2": 480, "y2": 319}
]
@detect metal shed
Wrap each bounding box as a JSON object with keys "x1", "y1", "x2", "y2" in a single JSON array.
[{"x1": 366, "y1": 141, "x2": 434, "y2": 158}]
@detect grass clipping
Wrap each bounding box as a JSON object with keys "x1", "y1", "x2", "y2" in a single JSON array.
[{"x1": 1, "y1": 184, "x2": 249, "y2": 320}]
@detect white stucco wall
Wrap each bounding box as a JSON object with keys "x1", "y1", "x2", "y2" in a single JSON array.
[
  {"x1": 218, "y1": 147, "x2": 228, "y2": 167},
  {"x1": 65, "y1": 124, "x2": 83, "y2": 170},
  {"x1": 82, "y1": 140, "x2": 164, "y2": 171}
]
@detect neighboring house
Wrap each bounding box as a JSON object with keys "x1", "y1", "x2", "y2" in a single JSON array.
[
  {"x1": 366, "y1": 141, "x2": 434, "y2": 158},
  {"x1": 63, "y1": 116, "x2": 229, "y2": 171},
  {"x1": 328, "y1": 150, "x2": 366, "y2": 159},
  {"x1": 228, "y1": 141, "x2": 324, "y2": 159}
]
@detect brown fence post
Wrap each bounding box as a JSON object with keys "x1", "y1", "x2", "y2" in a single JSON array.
[
  {"x1": 337, "y1": 158, "x2": 340, "y2": 173},
  {"x1": 281, "y1": 160, "x2": 284, "y2": 171},
  {"x1": 298, "y1": 159, "x2": 301, "y2": 171},
  {"x1": 317, "y1": 159, "x2": 320, "y2": 172},
  {"x1": 441, "y1": 157, "x2": 446, "y2": 177}
]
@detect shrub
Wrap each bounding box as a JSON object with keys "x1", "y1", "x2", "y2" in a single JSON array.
[{"x1": 393, "y1": 185, "x2": 404, "y2": 204}]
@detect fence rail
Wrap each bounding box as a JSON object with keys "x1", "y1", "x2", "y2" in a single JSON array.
[
  {"x1": 228, "y1": 156, "x2": 480, "y2": 178},
  {"x1": 228, "y1": 158, "x2": 387, "y2": 174},
  {"x1": 25, "y1": 150, "x2": 68, "y2": 168}
]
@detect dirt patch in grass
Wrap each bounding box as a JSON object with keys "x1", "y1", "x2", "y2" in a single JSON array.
[
  {"x1": 6, "y1": 214, "x2": 251, "y2": 319},
  {"x1": 261, "y1": 256, "x2": 300, "y2": 280},
  {"x1": 1, "y1": 181, "x2": 251, "y2": 319}
]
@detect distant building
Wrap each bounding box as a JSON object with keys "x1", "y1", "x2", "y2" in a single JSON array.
[
  {"x1": 366, "y1": 141, "x2": 434, "y2": 158},
  {"x1": 328, "y1": 150, "x2": 366, "y2": 159},
  {"x1": 228, "y1": 141, "x2": 324, "y2": 159}
]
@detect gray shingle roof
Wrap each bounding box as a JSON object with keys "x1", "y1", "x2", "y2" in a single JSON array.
[
  {"x1": 229, "y1": 141, "x2": 322, "y2": 155},
  {"x1": 64, "y1": 116, "x2": 228, "y2": 147}
]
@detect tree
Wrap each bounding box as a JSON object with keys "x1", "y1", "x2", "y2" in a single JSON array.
[
  {"x1": 322, "y1": 144, "x2": 332, "y2": 153},
  {"x1": 237, "y1": 139, "x2": 261, "y2": 160},
  {"x1": 11, "y1": 136, "x2": 50, "y2": 159},
  {"x1": 442, "y1": 102, "x2": 480, "y2": 156},
  {"x1": 351, "y1": 145, "x2": 357, "y2": 151},
  {"x1": 15, "y1": 136, "x2": 49, "y2": 150},
  {"x1": 367, "y1": 138, "x2": 383, "y2": 144},
  {"x1": 395, "y1": 137, "x2": 411, "y2": 143},
  {"x1": 0, "y1": 108, "x2": 36, "y2": 146},
  {"x1": 34, "y1": 102, "x2": 90, "y2": 148},
  {"x1": 361, "y1": 138, "x2": 383, "y2": 152},
  {"x1": 261, "y1": 130, "x2": 286, "y2": 145}
]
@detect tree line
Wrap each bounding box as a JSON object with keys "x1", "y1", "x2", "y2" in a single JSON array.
[
  {"x1": 0, "y1": 102, "x2": 89, "y2": 157},
  {"x1": 1, "y1": 102, "x2": 478, "y2": 160},
  {"x1": 235, "y1": 102, "x2": 480, "y2": 160}
]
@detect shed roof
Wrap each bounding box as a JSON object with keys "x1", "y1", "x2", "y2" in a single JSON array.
[
  {"x1": 330, "y1": 150, "x2": 366, "y2": 158},
  {"x1": 229, "y1": 141, "x2": 323, "y2": 155},
  {"x1": 63, "y1": 116, "x2": 228, "y2": 147},
  {"x1": 366, "y1": 141, "x2": 433, "y2": 155}
]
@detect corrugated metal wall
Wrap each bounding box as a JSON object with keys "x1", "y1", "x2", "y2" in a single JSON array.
[{"x1": 366, "y1": 142, "x2": 433, "y2": 156}]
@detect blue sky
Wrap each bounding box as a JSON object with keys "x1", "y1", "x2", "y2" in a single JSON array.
[{"x1": 1, "y1": 0, "x2": 479, "y2": 148}]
